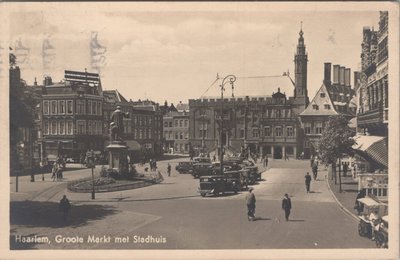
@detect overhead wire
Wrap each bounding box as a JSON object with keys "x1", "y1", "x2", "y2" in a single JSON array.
[{"x1": 199, "y1": 73, "x2": 290, "y2": 98}]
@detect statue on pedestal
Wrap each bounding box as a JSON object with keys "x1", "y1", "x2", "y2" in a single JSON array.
[
  {"x1": 110, "y1": 122, "x2": 119, "y2": 141},
  {"x1": 110, "y1": 105, "x2": 129, "y2": 141}
]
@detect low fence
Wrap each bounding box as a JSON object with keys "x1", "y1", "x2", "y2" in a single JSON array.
[{"x1": 67, "y1": 176, "x2": 156, "y2": 193}]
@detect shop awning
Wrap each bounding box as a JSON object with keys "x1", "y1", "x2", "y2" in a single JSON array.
[
  {"x1": 357, "y1": 197, "x2": 381, "y2": 207},
  {"x1": 353, "y1": 135, "x2": 388, "y2": 167}
]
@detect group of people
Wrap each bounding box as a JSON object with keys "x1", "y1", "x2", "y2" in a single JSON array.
[
  {"x1": 51, "y1": 158, "x2": 65, "y2": 181},
  {"x1": 149, "y1": 159, "x2": 158, "y2": 171},
  {"x1": 245, "y1": 188, "x2": 292, "y2": 222}
]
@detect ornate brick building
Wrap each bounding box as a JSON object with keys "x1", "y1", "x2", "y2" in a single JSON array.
[
  {"x1": 357, "y1": 11, "x2": 388, "y2": 136},
  {"x1": 189, "y1": 27, "x2": 309, "y2": 159}
]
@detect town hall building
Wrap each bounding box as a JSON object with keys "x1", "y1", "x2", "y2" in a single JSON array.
[{"x1": 189, "y1": 27, "x2": 309, "y2": 159}]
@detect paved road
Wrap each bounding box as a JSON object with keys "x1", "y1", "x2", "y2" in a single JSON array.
[{"x1": 10, "y1": 158, "x2": 376, "y2": 249}]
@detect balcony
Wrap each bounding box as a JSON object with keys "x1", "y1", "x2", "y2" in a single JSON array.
[{"x1": 357, "y1": 101, "x2": 384, "y2": 128}]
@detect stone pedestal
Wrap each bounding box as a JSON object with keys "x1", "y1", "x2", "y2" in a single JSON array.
[{"x1": 106, "y1": 141, "x2": 129, "y2": 174}]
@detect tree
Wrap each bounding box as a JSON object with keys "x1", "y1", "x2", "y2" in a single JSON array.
[
  {"x1": 317, "y1": 115, "x2": 355, "y2": 192},
  {"x1": 9, "y1": 47, "x2": 16, "y2": 68}
]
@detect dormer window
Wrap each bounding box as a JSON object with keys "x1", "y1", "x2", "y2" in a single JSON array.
[
  {"x1": 320, "y1": 93, "x2": 326, "y2": 98},
  {"x1": 324, "y1": 104, "x2": 331, "y2": 110},
  {"x1": 312, "y1": 104, "x2": 319, "y2": 110}
]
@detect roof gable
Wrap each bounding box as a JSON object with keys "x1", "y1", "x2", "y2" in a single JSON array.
[{"x1": 300, "y1": 83, "x2": 338, "y2": 116}]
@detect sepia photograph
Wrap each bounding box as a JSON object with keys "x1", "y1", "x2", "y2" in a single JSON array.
[{"x1": 0, "y1": 1, "x2": 399, "y2": 259}]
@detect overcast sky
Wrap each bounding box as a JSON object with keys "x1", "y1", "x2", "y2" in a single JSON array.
[{"x1": 6, "y1": 3, "x2": 384, "y2": 105}]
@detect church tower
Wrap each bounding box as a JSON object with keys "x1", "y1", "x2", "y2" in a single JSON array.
[{"x1": 294, "y1": 23, "x2": 308, "y2": 104}]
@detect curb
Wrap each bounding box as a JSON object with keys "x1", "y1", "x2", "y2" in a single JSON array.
[{"x1": 325, "y1": 174, "x2": 359, "y2": 222}]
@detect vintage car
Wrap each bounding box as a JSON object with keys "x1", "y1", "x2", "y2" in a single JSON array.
[
  {"x1": 375, "y1": 215, "x2": 388, "y2": 248},
  {"x1": 357, "y1": 197, "x2": 388, "y2": 239},
  {"x1": 191, "y1": 163, "x2": 215, "y2": 178},
  {"x1": 175, "y1": 161, "x2": 194, "y2": 174},
  {"x1": 198, "y1": 175, "x2": 241, "y2": 197},
  {"x1": 194, "y1": 157, "x2": 212, "y2": 164}
]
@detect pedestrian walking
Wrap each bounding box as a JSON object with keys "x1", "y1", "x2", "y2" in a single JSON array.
[
  {"x1": 245, "y1": 187, "x2": 256, "y2": 221},
  {"x1": 51, "y1": 163, "x2": 58, "y2": 181},
  {"x1": 312, "y1": 163, "x2": 318, "y2": 180},
  {"x1": 310, "y1": 157, "x2": 314, "y2": 167},
  {"x1": 153, "y1": 159, "x2": 157, "y2": 171},
  {"x1": 343, "y1": 162, "x2": 348, "y2": 177},
  {"x1": 59, "y1": 195, "x2": 71, "y2": 224},
  {"x1": 149, "y1": 159, "x2": 153, "y2": 171},
  {"x1": 282, "y1": 193, "x2": 292, "y2": 221},
  {"x1": 167, "y1": 163, "x2": 171, "y2": 177},
  {"x1": 305, "y1": 172, "x2": 312, "y2": 193},
  {"x1": 264, "y1": 155, "x2": 268, "y2": 168}
]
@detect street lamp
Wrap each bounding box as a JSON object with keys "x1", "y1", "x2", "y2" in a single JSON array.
[
  {"x1": 219, "y1": 75, "x2": 236, "y2": 175},
  {"x1": 86, "y1": 150, "x2": 96, "y2": 199}
]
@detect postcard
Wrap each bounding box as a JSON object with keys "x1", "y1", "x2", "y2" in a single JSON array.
[{"x1": 1, "y1": 1, "x2": 399, "y2": 259}]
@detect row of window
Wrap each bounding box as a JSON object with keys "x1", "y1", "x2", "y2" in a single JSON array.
[
  {"x1": 164, "y1": 131, "x2": 189, "y2": 140},
  {"x1": 43, "y1": 100, "x2": 102, "y2": 116},
  {"x1": 253, "y1": 126, "x2": 294, "y2": 138},
  {"x1": 163, "y1": 119, "x2": 188, "y2": 128},
  {"x1": 132, "y1": 115, "x2": 153, "y2": 126},
  {"x1": 128, "y1": 128, "x2": 153, "y2": 140},
  {"x1": 304, "y1": 122, "x2": 323, "y2": 135},
  {"x1": 43, "y1": 120, "x2": 103, "y2": 136},
  {"x1": 312, "y1": 104, "x2": 331, "y2": 110}
]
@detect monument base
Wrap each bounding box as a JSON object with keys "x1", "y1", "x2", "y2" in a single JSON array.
[{"x1": 106, "y1": 141, "x2": 129, "y2": 174}]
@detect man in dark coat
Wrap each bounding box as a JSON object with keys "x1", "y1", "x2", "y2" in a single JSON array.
[
  {"x1": 59, "y1": 195, "x2": 71, "y2": 223},
  {"x1": 167, "y1": 163, "x2": 171, "y2": 177},
  {"x1": 312, "y1": 163, "x2": 318, "y2": 180},
  {"x1": 282, "y1": 193, "x2": 292, "y2": 221},
  {"x1": 245, "y1": 187, "x2": 256, "y2": 221},
  {"x1": 305, "y1": 172, "x2": 312, "y2": 193}
]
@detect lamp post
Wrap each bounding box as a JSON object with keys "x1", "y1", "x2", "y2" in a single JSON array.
[
  {"x1": 86, "y1": 150, "x2": 96, "y2": 199},
  {"x1": 219, "y1": 75, "x2": 236, "y2": 175}
]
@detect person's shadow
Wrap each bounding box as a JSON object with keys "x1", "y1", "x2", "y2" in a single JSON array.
[{"x1": 253, "y1": 217, "x2": 271, "y2": 221}]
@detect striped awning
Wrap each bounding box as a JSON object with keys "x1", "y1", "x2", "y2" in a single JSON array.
[
  {"x1": 353, "y1": 135, "x2": 388, "y2": 167},
  {"x1": 126, "y1": 140, "x2": 141, "y2": 151}
]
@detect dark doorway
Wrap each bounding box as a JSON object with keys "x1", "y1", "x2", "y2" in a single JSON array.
[{"x1": 274, "y1": 146, "x2": 282, "y2": 159}]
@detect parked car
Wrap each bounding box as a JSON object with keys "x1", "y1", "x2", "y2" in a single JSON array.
[
  {"x1": 198, "y1": 175, "x2": 241, "y2": 197},
  {"x1": 191, "y1": 163, "x2": 214, "y2": 178},
  {"x1": 357, "y1": 197, "x2": 388, "y2": 239},
  {"x1": 193, "y1": 157, "x2": 212, "y2": 164},
  {"x1": 175, "y1": 161, "x2": 194, "y2": 174}
]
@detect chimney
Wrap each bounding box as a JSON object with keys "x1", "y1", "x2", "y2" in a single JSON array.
[
  {"x1": 323, "y1": 62, "x2": 331, "y2": 86},
  {"x1": 345, "y1": 68, "x2": 351, "y2": 87},
  {"x1": 43, "y1": 76, "x2": 52, "y2": 86},
  {"x1": 339, "y1": 66, "x2": 345, "y2": 85},
  {"x1": 333, "y1": 65, "x2": 340, "y2": 84}
]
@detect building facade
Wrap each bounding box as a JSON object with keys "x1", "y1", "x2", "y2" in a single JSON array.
[
  {"x1": 189, "y1": 28, "x2": 309, "y2": 159},
  {"x1": 299, "y1": 63, "x2": 356, "y2": 158},
  {"x1": 163, "y1": 110, "x2": 190, "y2": 154},
  {"x1": 38, "y1": 70, "x2": 104, "y2": 162},
  {"x1": 103, "y1": 91, "x2": 163, "y2": 158},
  {"x1": 357, "y1": 11, "x2": 388, "y2": 136}
]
